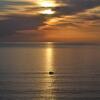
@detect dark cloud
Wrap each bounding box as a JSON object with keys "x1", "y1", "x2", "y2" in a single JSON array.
[
  {"x1": 0, "y1": 0, "x2": 31, "y2": 6},
  {"x1": 0, "y1": 14, "x2": 46, "y2": 36},
  {"x1": 54, "y1": 0, "x2": 100, "y2": 16},
  {"x1": 79, "y1": 15, "x2": 100, "y2": 21},
  {"x1": 0, "y1": 1, "x2": 32, "y2": 10}
]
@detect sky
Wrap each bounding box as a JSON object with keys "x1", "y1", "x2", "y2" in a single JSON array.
[{"x1": 0, "y1": 0, "x2": 100, "y2": 43}]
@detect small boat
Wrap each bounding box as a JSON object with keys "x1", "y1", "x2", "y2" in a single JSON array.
[{"x1": 49, "y1": 71, "x2": 54, "y2": 75}]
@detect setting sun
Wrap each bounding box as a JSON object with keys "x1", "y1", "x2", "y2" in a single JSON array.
[
  {"x1": 36, "y1": 0, "x2": 57, "y2": 7},
  {"x1": 40, "y1": 1, "x2": 55, "y2": 7},
  {"x1": 40, "y1": 9, "x2": 55, "y2": 15}
]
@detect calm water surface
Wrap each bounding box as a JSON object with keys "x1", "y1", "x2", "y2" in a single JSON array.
[{"x1": 0, "y1": 43, "x2": 100, "y2": 100}]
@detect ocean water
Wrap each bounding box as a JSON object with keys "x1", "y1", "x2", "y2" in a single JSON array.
[{"x1": 0, "y1": 43, "x2": 100, "y2": 100}]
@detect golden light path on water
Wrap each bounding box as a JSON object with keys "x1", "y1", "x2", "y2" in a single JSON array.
[
  {"x1": 42, "y1": 42, "x2": 55, "y2": 99},
  {"x1": 45, "y1": 42, "x2": 54, "y2": 72}
]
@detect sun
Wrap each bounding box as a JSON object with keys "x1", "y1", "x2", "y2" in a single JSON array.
[
  {"x1": 40, "y1": 9, "x2": 55, "y2": 15},
  {"x1": 36, "y1": 0, "x2": 56, "y2": 15},
  {"x1": 37, "y1": 0, "x2": 57, "y2": 7},
  {"x1": 40, "y1": 1, "x2": 55, "y2": 7}
]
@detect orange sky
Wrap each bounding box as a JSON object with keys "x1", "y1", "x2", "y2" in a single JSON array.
[{"x1": 0, "y1": 0, "x2": 100, "y2": 43}]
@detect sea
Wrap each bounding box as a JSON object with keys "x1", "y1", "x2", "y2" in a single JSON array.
[{"x1": 0, "y1": 42, "x2": 100, "y2": 100}]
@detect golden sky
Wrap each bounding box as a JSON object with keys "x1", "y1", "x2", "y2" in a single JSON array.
[{"x1": 0, "y1": 0, "x2": 100, "y2": 43}]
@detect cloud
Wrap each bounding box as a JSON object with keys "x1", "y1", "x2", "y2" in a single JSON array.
[
  {"x1": 53, "y1": 0, "x2": 100, "y2": 16},
  {"x1": 0, "y1": 0, "x2": 32, "y2": 10},
  {"x1": 0, "y1": 14, "x2": 46, "y2": 36}
]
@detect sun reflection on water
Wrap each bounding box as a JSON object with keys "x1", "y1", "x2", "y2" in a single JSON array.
[
  {"x1": 41, "y1": 42, "x2": 55, "y2": 99},
  {"x1": 45, "y1": 42, "x2": 54, "y2": 72}
]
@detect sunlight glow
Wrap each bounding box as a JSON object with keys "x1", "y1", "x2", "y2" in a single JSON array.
[
  {"x1": 37, "y1": 0, "x2": 57, "y2": 7},
  {"x1": 40, "y1": 1, "x2": 54, "y2": 7},
  {"x1": 40, "y1": 9, "x2": 55, "y2": 15}
]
